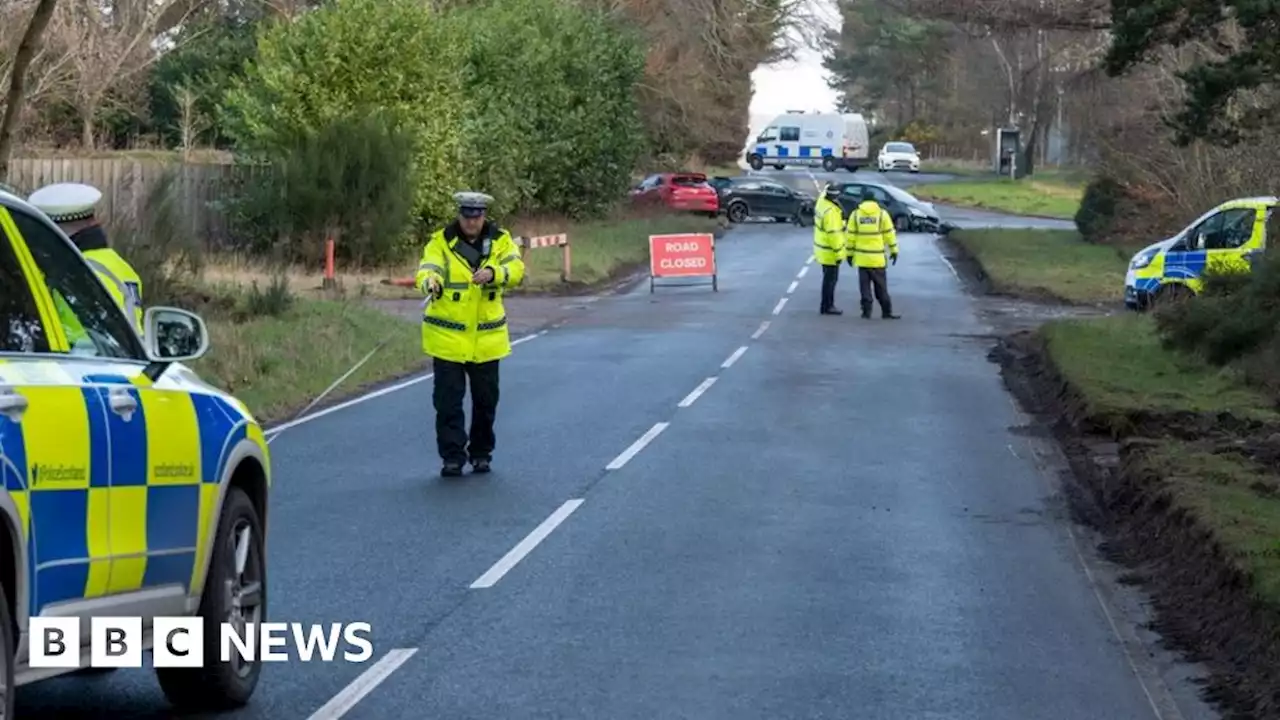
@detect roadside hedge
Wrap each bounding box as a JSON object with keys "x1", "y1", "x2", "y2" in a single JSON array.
[{"x1": 221, "y1": 0, "x2": 646, "y2": 241}]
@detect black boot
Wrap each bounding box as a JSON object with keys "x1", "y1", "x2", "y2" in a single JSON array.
[
  {"x1": 471, "y1": 458, "x2": 491, "y2": 474},
  {"x1": 440, "y1": 462, "x2": 464, "y2": 477},
  {"x1": 860, "y1": 301, "x2": 872, "y2": 319},
  {"x1": 822, "y1": 307, "x2": 843, "y2": 315},
  {"x1": 881, "y1": 304, "x2": 900, "y2": 319}
]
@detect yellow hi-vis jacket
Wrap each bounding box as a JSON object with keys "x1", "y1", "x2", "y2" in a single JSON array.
[
  {"x1": 812, "y1": 196, "x2": 845, "y2": 265},
  {"x1": 846, "y1": 200, "x2": 898, "y2": 268},
  {"x1": 84, "y1": 248, "x2": 144, "y2": 335},
  {"x1": 414, "y1": 221, "x2": 526, "y2": 364}
]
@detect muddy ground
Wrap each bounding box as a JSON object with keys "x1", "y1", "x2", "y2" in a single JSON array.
[{"x1": 940, "y1": 233, "x2": 1280, "y2": 719}]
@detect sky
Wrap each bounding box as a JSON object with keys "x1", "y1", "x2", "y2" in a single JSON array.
[
  {"x1": 749, "y1": 0, "x2": 841, "y2": 117},
  {"x1": 749, "y1": 47, "x2": 839, "y2": 117}
]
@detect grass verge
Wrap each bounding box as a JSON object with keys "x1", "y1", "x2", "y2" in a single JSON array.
[
  {"x1": 1041, "y1": 314, "x2": 1276, "y2": 423},
  {"x1": 190, "y1": 297, "x2": 425, "y2": 424},
  {"x1": 204, "y1": 213, "x2": 720, "y2": 298},
  {"x1": 911, "y1": 176, "x2": 1084, "y2": 219},
  {"x1": 996, "y1": 315, "x2": 1280, "y2": 715},
  {"x1": 507, "y1": 212, "x2": 720, "y2": 292},
  {"x1": 950, "y1": 229, "x2": 1126, "y2": 304}
]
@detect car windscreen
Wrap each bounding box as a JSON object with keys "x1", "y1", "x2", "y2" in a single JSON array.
[
  {"x1": 672, "y1": 175, "x2": 708, "y2": 187},
  {"x1": 884, "y1": 143, "x2": 914, "y2": 153},
  {"x1": 881, "y1": 184, "x2": 918, "y2": 204}
]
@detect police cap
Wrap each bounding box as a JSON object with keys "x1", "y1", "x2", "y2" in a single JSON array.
[
  {"x1": 823, "y1": 183, "x2": 840, "y2": 198},
  {"x1": 453, "y1": 191, "x2": 493, "y2": 219},
  {"x1": 860, "y1": 187, "x2": 876, "y2": 202},
  {"x1": 28, "y1": 182, "x2": 102, "y2": 222}
]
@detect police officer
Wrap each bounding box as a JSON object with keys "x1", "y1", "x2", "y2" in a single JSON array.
[
  {"x1": 813, "y1": 183, "x2": 846, "y2": 314},
  {"x1": 28, "y1": 182, "x2": 146, "y2": 335},
  {"x1": 415, "y1": 192, "x2": 526, "y2": 477},
  {"x1": 846, "y1": 187, "x2": 901, "y2": 319}
]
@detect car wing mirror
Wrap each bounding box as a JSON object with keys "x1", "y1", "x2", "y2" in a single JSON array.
[{"x1": 143, "y1": 306, "x2": 210, "y2": 379}]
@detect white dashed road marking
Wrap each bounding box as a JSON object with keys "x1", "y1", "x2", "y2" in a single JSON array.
[
  {"x1": 471, "y1": 499, "x2": 584, "y2": 588},
  {"x1": 786, "y1": 280, "x2": 798, "y2": 294},
  {"x1": 752, "y1": 321, "x2": 771, "y2": 339},
  {"x1": 806, "y1": 256, "x2": 815, "y2": 265},
  {"x1": 305, "y1": 648, "x2": 419, "y2": 720},
  {"x1": 797, "y1": 266, "x2": 809, "y2": 278},
  {"x1": 606, "y1": 422, "x2": 669, "y2": 470},
  {"x1": 678, "y1": 377, "x2": 718, "y2": 408},
  {"x1": 772, "y1": 298, "x2": 788, "y2": 315},
  {"x1": 721, "y1": 346, "x2": 748, "y2": 368}
]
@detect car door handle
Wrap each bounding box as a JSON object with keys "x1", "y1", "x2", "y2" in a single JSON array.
[
  {"x1": 0, "y1": 391, "x2": 27, "y2": 422},
  {"x1": 108, "y1": 389, "x2": 138, "y2": 421}
]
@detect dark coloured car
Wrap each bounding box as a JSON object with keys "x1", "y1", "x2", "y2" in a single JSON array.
[
  {"x1": 814, "y1": 181, "x2": 949, "y2": 233},
  {"x1": 717, "y1": 178, "x2": 814, "y2": 225}
]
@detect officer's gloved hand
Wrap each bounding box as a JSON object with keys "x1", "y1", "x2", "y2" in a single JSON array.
[
  {"x1": 427, "y1": 277, "x2": 442, "y2": 298},
  {"x1": 891, "y1": 253, "x2": 898, "y2": 265}
]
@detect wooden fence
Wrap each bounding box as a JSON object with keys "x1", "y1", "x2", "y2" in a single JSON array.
[{"x1": 5, "y1": 157, "x2": 253, "y2": 249}]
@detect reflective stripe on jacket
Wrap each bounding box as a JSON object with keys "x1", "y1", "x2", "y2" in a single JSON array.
[
  {"x1": 413, "y1": 221, "x2": 526, "y2": 364},
  {"x1": 812, "y1": 197, "x2": 845, "y2": 265},
  {"x1": 84, "y1": 248, "x2": 144, "y2": 335},
  {"x1": 846, "y1": 200, "x2": 898, "y2": 268}
]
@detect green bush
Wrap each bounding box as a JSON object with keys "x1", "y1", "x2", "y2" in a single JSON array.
[
  {"x1": 1156, "y1": 251, "x2": 1280, "y2": 370},
  {"x1": 1074, "y1": 175, "x2": 1122, "y2": 243},
  {"x1": 444, "y1": 0, "x2": 646, "y2": 218},
  {"x1": 221, "y1": 0, "x2": 467, "y2": 223},
  {"x1": 226, "y1": 110, "x2": 416, "y2": 265}
]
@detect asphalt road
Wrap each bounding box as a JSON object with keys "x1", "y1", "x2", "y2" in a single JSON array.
[{"x1": 16, "y1": 175, "x2": 1215, "y2": 719}]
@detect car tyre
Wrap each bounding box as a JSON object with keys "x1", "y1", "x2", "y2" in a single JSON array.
[
  {"x1": 156, "y1": 486, "x2": 265, "y2": 712},
  {"x1": 727, "y1": 201, "x2": 749, "y2": 223},
  {"x1": 895, "y1": 215, "x2": 910, "y2": 231},
  {"x1": 821, "y1": 157, "x2": 835, "y2": 172},
  {"x1": 1153, "y1": 282, "x2": 1195, "y2": 307},
  {"x1": 0, "y1": 578, "x2": 14, "y2": 719},
  {"x1": 748, "y1": 155, "x2": 763, "y2": 171}
]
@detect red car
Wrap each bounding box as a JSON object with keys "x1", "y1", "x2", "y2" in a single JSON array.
[{"x1": 630, "y1": 172, "x2": 719, "y2": 216}]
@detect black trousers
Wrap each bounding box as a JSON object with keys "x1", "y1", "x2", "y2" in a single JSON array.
[
  {"x1": 857, "y1": 267, "x2": 892, "y2": 316},
  {"x1": 432, "y1": 359, "x2": 500, "y2": 465},
  {"x1": 820, "y1": 262, "x2": 840, "y2": 311}
]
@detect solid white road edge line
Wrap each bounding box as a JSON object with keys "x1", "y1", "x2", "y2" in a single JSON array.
[
  {"x1": 605, "y1": 422, "x2": 669, "y2": 470},
  {"x1": 797, "y1": 266, "x2": 809, "y2": 278},
  {"x1": 936, "y1": 251, "x2": 960, "y2": 281},
  {"x1": 772, "y1": 298, "x2": 788, "y2": 315},
  {"x1": 751, "y1": 321, "x2": 770, "y2": 339},
  {"x1": 678, "y1": 377, "x2": 717, "y2": 407},
  {"x1": 786, "y1": 280, "x2": 798, "y2": 294},
  {"x1": 264, "y1": 331, "x2": 545, "y2": 441},
  {"x1": 721, "y1": 346, "x2": 748, "y2": 368},
  {"x1": 471, "y1": 499, "x2": 584, "y2": 589},
  {"x1": 305, "y1": 648, "x2": 419, "y2": 720}
]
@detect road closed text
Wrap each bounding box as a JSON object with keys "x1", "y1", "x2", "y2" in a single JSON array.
[
  {"x1": 29, "y1": 617, "x2": 375, "y2": 668},
  {"x1": 649, "y1": 233, "x2": 716, "y2": 277}
]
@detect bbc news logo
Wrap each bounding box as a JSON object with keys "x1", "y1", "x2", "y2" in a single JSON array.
[{"x1": 30, "y1": 618, "x2": 374, "y2": 668}]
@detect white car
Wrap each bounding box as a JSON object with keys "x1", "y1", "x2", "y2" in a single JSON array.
[{"x1": 877, "y1": 142, "x2": 920, "y2": 173}]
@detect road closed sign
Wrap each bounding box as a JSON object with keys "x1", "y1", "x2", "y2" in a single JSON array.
[{"x1": 649, "y1": 233, "x2": 717, "y2": 292}]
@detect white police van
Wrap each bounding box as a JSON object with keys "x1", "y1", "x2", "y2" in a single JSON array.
[{"x1": 746, "y1": 112, "x2": 870, "y2": 172}]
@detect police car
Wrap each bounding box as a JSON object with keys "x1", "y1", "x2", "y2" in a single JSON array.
[
  {"x1": 0, "y1": 188, "x2": 270, "y2": 713},
  {"x1": 1124, "y1": 196, "x2": 1279, "y2": 309}
]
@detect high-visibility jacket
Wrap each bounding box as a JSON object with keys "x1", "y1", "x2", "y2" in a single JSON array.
[
  {"x1": 414, "y1": 221, "x2": 526, "y2": 364},
  {"x1": 51, "y1": 290, "x2": 91, "y2": 350},
  {"x1": 83, "y1": 248, "x2": 144, "y2": 335},
  {"x1": 846, "y1": 200, "x2": 898, "y2": 268},
  {"x1": 812, "y1": 196, "x2": 845, "y2": 265}
]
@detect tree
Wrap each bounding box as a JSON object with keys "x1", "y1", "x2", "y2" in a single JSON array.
[
  {"x1": 0, "y1": 0, "x2": 60, "y2": 179},
  {"x1": 1103, "y1": 0, "x2": 1279, "y2": 144},
  {"x1": 51, "y1": 0, "x2": 195, "y2": 149},
  {"x1": 444, "y1": 0, "x2": 646, "y2": 217},
  {"x1": 222, "y1": 0, "x2": 470, "y2": 223}
]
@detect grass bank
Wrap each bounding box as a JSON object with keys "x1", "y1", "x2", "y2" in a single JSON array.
[
  {"x1": 912, "y1": 174, "x2": 1084, "y2": 219},
  {"x1": 950, "y1": 229, "x2": 1126, "y2": 304},
  {"x1": 186, "y1": 287, "x2": 424, "y2": 424},
  {"x1": 1001, "y1": 313, "x2": 1280, "y2": 713},
  {"x1": 205, "y1": 213, "x2": 720, "y2": 298}
]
